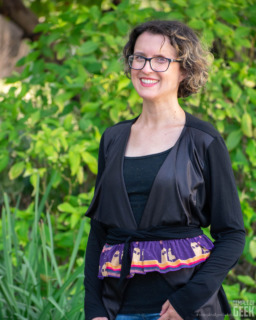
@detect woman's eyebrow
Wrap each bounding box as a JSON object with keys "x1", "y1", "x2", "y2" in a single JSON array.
[
  {"x1": 133, "y1": 52, "x2": 169, "y2": 58},
  {"x1": 133, "y1": 51, "x2": 145, "y2": 55}
]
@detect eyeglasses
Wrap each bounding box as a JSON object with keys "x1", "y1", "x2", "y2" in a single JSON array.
[{"x1": 127, "y1": 54, "x2": 182, "y2": 72}]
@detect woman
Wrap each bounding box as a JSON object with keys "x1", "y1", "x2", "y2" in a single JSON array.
[{"x1": 84, "y1": 20, "x2": 245, "y2": 320}]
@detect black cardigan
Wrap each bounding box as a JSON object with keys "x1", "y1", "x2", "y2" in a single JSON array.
[{"x1": 84, "y1": 111, "x2": 245, "y2": 320}]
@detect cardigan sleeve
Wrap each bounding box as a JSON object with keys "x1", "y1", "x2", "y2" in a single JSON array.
[
  {"x1": 168, "y1": 136, "x2": 246, "y2": 319},
  {"x1": 84, "y1": 133, "x2": 109, "y2": 320}
]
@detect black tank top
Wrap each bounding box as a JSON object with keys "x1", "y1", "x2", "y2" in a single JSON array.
[{"x1": 120, "y1": 148, "x2": 174, "y2": 314}]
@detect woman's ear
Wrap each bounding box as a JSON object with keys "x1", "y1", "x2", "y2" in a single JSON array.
[{"x1": 179, "y1": 68, "x2": 187, "y2": 83}]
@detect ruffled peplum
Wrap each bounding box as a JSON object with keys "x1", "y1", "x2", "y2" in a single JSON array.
[{"x1": 98, "y1": 234, "x2": 214, "y2": 279}]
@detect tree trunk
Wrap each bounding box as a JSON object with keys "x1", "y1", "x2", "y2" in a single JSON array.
[
  {"x1": 0, "y1": 0, "x2": 38, "y2": 38},
  {"x1": 0, "y1": 15, "x2": 29, "y2": 78}
]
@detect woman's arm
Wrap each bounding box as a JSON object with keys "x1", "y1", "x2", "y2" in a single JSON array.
[
  {"x1": 84, "y1": 133, "x2": 109, "y2": 319},
  {"x1": 167, "y1": 136, "x2": 246, "y2": 319},
  {"x1": 84, "y1": 220, "x2": 109, "y2": 319}
]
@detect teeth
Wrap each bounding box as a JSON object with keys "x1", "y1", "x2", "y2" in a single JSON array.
[{"x1": 141, "y1": 79, "x2": 158, "y2": 84}]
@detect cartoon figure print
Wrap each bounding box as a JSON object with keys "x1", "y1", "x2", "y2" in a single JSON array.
[
  {"x1": 191, "y1": 242, "x2": 203, "y2": 256},
  {"x1": 101, "y1": 263, "x2": 108, "y2": 276},
  {"x1": 132, "y1": 247, "x2": 141, "y2": 262},
  {"x1": 161, "y1": 247, "x2": 168, "y2": 263},
  {"x1": 110, "y1": 250, "x2": 120, "y2": 266},
  {"x1": 168, "y1": 248, "x2": 176, "y2": 261}
]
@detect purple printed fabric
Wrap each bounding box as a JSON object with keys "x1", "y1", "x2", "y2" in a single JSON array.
[{"x1": 98, "y1": 235, "x2": 214, "y2": 279}]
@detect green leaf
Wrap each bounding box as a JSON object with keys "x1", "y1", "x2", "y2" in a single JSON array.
[
  {"x1": 237, "y1": 275, "x2": 256, "y2": 286},
  {"x1": 117, "y1": 78, "x2": 131, "y2": 91},
  {"x1": 110, "y1": 108, "x2": 119, "y2": 123},
  {"x1": 188, "y1": 19, "x2": 205, "y2": 30},
  {"x1": 172, "y1": 0, "x2": 187, "y2": 7},
  {"x1": 69, "y1": 151, "x2": 80, "y2": 176},
  {"x1": 249, "y1": 238, "x2": 256, "y2": 259},
  {"x1": 230, "y1": 84, "x2": 242, "y2": 103},
  {"x1": 77, "y1": 41, "x2": 98, "y2": 55},
  {"x1": 56, "y1": 44, "x2": 67, "y2": 60},
  {"x1": 219, "y1": 10, "x2": 240, "y2": 26},
  {"x1": 241, "y1": 113, "x2": 253, "y2": 137},
  {"x1": 58, "y1": 202, "x2": 76, "y2": 214},
  {"x1": 9, "y1": 162, "x2": 25, "y2": 180},
  {"x1": 235, "y1": 38, "x2": 251, "y2": 49},
  {"x1": 34, "y1": 22, "x2": 51, "y2": 33},
  {"x1": 234, "y1": 26, "x2": 251, "y2": 38},
  {"x1": 222, "y1": 283, "x2": 240, "y2": 300},
  {"x1": 77, "y1": 166, "x2": 84, "y2": 185},
  {"x1": 214, "y1": 22, "x2": 233, "y2": 37},
  {"x1": 0, "y1": 154, "x2": 9, "y2": 173},
  {"x1": 54, "y1": 92, "x2": 74, "y2": 112},
  {"x1": 116, "y1": 20, "x2": 129, "y2": 35},
  {"x1": 247, "y1": 88, "x2": 256, "y2": 105},
  {"x1": 99, "y1": 13, "x2": 116, "y2": 26},
  {"x1": 226, "y1": 130, "x2": 242, "y2": 151},
  {"x1": 203, "y1": 29, "x2": 214, "y2": 45},
  {"x1": 246, "y1": 140, "x2": 256, "y2": 166},
  {"x1": 70, "y1": 212, "x2": 80, "y2": 229},
  {"x1": 81, "y1": 152, "x2": 97, "y2": 174}
]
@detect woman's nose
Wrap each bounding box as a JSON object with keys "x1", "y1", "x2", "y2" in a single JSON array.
[{"x1": 142, "y1": 60, "x2": 152, "y2": 72}]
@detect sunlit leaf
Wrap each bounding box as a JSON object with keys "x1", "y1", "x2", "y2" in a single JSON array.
[
  {"x1": 9, "y1": 162, "x2": 25, "y2": 180},
  {"x1": 241, "y1": 113, "x2": 253, "y2": 138},
  {"x1": 237, "y1": 275, "x2": 256, "y2": 286},
  {"x1": 81, "y1": 152, "x2": 97, "y2": 174},
  {"x1": 58, "y1": 202, "x2": 76, "y2": 214},
  {"x1": 69, "y1": 151, "x2": 81, "y2": 176}
]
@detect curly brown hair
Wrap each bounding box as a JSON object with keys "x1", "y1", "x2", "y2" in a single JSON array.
[{"x1": 123, "y1": 20, "x2": 211, "y2": 98}]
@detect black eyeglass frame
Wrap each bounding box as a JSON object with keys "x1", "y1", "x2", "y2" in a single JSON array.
[{"x1": 127, "y1": 54, "x2": 182, "y2": 72}]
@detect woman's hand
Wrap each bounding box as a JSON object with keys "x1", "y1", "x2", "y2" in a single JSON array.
[{"x1": 158, "y1": 300, "x2": 183, "y2": 320}]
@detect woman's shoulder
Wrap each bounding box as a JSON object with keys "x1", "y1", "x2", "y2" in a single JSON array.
[
  {"x1": 103, "y1": 117, "x2": 137, "y2": 138},
  {"x1": 100, "y1": 117, "x2": 137, "y2": 153},
  {"x1": 184, "y1": 111, "x2": 228, "y2": 157},
  {"x1": 185, "y1": 111, "x2": 223, "y2": 141}
]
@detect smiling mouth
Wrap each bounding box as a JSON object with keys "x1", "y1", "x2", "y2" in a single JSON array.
[{"x1": 140, "y1": 78, "x2": 159, "y2": 84}]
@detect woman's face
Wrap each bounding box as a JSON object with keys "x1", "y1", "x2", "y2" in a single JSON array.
[{"x1": 131, "y1": 32, "x2": 184, "y2": 104}]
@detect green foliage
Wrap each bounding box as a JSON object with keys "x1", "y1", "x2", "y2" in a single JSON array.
[{"x1": 0, "y1": 0, "x2": 255, "y2": 319}]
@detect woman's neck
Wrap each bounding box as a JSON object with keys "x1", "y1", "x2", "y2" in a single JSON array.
[{"x1": 137, "y1": 100, "x2": 185, "y2": 128}]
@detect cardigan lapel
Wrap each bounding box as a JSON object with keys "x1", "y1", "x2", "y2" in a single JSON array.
[{"x1": 138, "y1": 114, "x2": 188, "y2": 229}]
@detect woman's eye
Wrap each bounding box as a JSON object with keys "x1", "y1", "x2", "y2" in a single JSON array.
[
  {"x1": 156, "y1": 57, "x2": 167, "y2": 63},
  {"x1": 134, "y1": 56, "x2": 145, "y2": 61}
]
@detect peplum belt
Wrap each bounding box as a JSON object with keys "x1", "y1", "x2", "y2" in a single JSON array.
[{"x1": 105, "y1": 225, "x2": 204, "y2": 284}]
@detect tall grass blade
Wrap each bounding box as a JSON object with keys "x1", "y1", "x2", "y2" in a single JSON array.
[
  {"x1": 66, "y1": 219, "x2": 85, "y2": 279},
  {"x1": 3, "y1": 195, "x2": 13, "y2": 289},
  {"x1": 64, "y1": 303, "x2": 84, "y2": 317},
  {"x1": 46, "y1": 247, "x2": 62, "y2": 287},
  {"x1": 46, "y1": 211, "x2": 62, "y2": 287},
  {"x1": 47, "y1": 296, "x2": 67, "y2": 318},
  {"x1": 10, "y1": 194, "x2": 21, "y2": 266},
  {"x1": 10, "y1": 284, "x2": 42, "y2": 309},
  {"x1": 22, "y1": 255, "x2": 38, "y2": 287},
  {"x1": 14, "y1": 313, "x2": 32, "y2": 320},
  {"x1": 1, "y1": 199, "x2": 18, "y2": 313},
  {"x1": 38, "y1": 170, "x2": 58, "y2": 217},
  {"x1": 39, "y1": 220, "x2": 50, "y2": 296},
  {"x1": 27, "y1": 174, "x2": 41, "y2": 299},
  {"x1": 0, "y1": 278, "x2": 18, "y2": 313}
]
